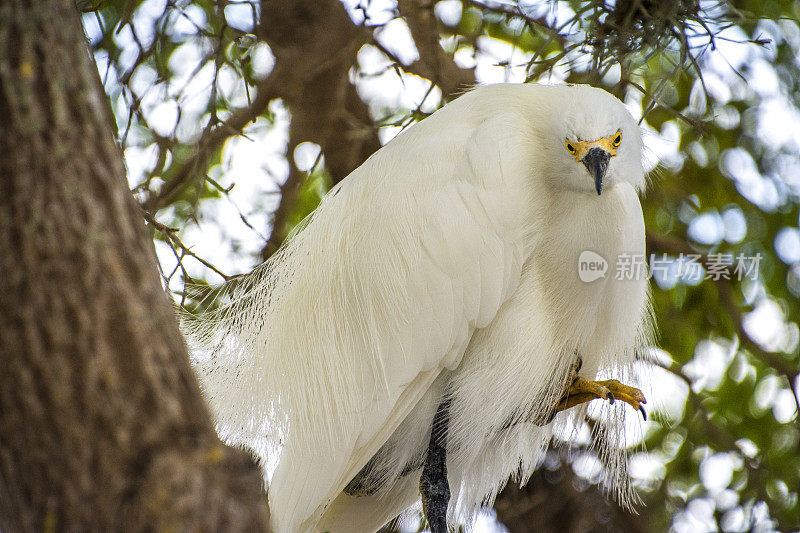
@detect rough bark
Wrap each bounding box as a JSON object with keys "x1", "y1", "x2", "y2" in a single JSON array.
[{"x1": 0, "y1": 0, "x2": 270, "y2": 531}]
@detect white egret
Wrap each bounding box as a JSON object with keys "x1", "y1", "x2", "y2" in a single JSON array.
[{"x1": 187, "y1": 83, "x2": 653, "y2": 533}]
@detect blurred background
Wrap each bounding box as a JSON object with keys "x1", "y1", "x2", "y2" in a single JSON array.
[{"x1": 78, "y1": 0, "x2": 800, "y2": 530}]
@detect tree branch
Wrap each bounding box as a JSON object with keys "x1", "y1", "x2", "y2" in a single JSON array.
[
  {"x1": 253, "y1": 0, "x2": 384, "y2": 259},
  {"x1": 397, "y1": 0, "x2": 476, "y2": 99},
  {"x1": 141, "y1": 75, "x2": 279, "y2": 214}
]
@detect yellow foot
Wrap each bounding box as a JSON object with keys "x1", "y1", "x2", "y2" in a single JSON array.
[{"x1": 556, "y1": 377, "x2": 647, "y2": 420}]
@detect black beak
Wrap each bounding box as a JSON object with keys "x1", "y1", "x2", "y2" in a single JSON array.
[{"x1": 582, "y1": 147, "x2": 611, "y2": 195}]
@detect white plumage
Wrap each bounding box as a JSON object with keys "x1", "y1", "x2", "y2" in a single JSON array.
[{"x1": 186, "y1": 83, "x2": 653, "y2": 532}]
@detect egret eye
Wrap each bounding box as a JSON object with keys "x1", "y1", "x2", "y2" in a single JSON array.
[
  {"x1": 565, "y1": 140, "x2": 576, "y2": 154},
  {"x1": 612, "y1": 131, "x2": 622, "y2": 147}
]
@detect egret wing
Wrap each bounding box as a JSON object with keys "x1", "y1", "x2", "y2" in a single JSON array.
[{"x1": 189, "y1": 112, "x2": 530, "y2": 532}]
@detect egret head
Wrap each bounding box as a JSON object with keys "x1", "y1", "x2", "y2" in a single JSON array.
[
  {"x1": 544, "y1": 84, "x2": 644, "y2": 196},
  {"x1": 564, "y1": 129, "x2": 621, "y2": 195}
]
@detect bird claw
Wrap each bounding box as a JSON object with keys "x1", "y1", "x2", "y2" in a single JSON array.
[{"x1": 556, "y1": 377, "x2": 647, "y2": 418}]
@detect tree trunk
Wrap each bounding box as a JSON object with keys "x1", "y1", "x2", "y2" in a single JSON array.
[{"x1": 0, "y1": 0, "x2": 270, "y2": 531}]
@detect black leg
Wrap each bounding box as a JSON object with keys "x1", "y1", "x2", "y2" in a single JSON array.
[
  {"x1": 421, "y1": 397, "x2": 451, "y2": 533},
  {"x1": 561, "y1": 351, "x2": 583, "y2": 401}
]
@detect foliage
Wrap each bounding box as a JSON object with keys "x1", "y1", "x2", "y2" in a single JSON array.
[{"x1": 82, "y1": 0, "x2": 800, "y2": 530}]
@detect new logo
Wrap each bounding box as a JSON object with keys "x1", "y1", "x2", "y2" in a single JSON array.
[{"x1": 578, "y1": 250, "x2": 608, "y2": 282}]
